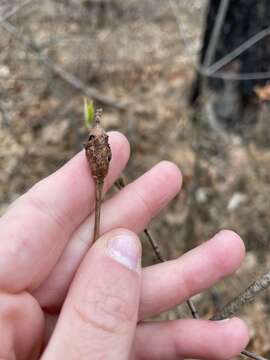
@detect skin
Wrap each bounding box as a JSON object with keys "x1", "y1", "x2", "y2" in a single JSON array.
[{"x1": 0, "y1": 131, "x2": 249, "y2": 359}]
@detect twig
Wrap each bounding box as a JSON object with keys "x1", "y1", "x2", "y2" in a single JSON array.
[
  {"x1": 145, "y1": 225, "x2": 199, "y2": 318},
  {"x1": 186, "y1": 299, "x2": 200, "y2": 319},
  {"x1": 212, "y1": 270, "x2": 270, "y2": 321},
  {"x1": 144, "y1": 228, "x2": 165, "y2": 263},
  {"x1": 241, "y1": 350, "x2": 269, "y2": 360},
  {"x1": 114, "y1": 176, "x2": 199, "y2": 319},
  {"x1": 0, "y1": 20, "x2": 126, "y2": 110},
  {"x1": 211, "y1": 268, "x2": 270, "y2": 360},
  {"x1": 115, "y1": 178, "x2": 166, "y2": 263},
  {"x1": 93, "y1": 180, "x2": 103, "y2": 243}
]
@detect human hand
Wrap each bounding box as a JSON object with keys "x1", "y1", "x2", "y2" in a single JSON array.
[{"x1": 0, "y1": 132, "x2": 249, "y2": 359}]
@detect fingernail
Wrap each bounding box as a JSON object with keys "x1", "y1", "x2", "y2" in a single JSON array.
[{"x1": 107, "y1": 233, "x2": 141, "y2": 271}]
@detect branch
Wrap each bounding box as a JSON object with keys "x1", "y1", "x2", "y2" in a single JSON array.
[
  {"x1": 0, "y1": 20, "x2": 126, "y2": 110},
  {"x1": 114, "y1": 177, "x2": 200, "y2": 319},
  {"x1": 211, "y1": 264, "x2": 270, "y2": 360},
  {"x1": 212, "y1": 269, "x2": 270, "y2": 320},
  {"x1": 211, "y1": 254, "x2": 270, "y2": 360},
  {"x1": 242, "y1": 350, "x2": 269, "y2": 360}
]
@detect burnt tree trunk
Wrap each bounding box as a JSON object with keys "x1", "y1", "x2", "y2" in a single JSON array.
[{"x1": 191, "y1": 0, "x2": 270, "y2": 131}]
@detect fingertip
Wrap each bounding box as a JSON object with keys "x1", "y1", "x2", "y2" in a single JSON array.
[
  {"x1": 156, "y1": 160, "x2": 183, "y2": 193},
  {"x1": 216, "y1": 317, "x2": 250, "y2": 359},
  {"x1": 169, "y1": 318, "x2": 250, "y2": 360},
  {"x1": 108, "y1": 131, "x2": 130, "y2": 164},
  {"x1": 231, "y1": 317, "x2": 250, "y2": 350},
  {"x1": 211, "y1": 230, "x2": 246, "y2": 275},
  {"x1": 217, "y1": 230, "x2": 246, "y2": 255}
]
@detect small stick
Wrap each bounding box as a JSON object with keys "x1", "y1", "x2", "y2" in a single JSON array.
[
  {"x1": 211, "y1": 270, "x2": 270, "y2": 360},
  {"x1": 241, "y1": 350, "x2": 268, "y2": 360},
  {"x1": 212, "y1": 269, "x2": 270, "y2": 320},
  {"x1": 186, "y1": 298, "x2": 200, "y2": 319},
  {"x1": 93, "y1": 180, "x2": 104, "y2": 243},
  {"x1": 144, "y1": 228, "x2": 165, "y2": 263},
  {"x1": 114, "y1": 176, "x2": 199, "y2": 319},
  {"x1": 85, "y1": 108, "x2": 111, "y2": 243}
]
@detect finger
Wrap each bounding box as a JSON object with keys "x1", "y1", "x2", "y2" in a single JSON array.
[
  {"x1": 43, "y1": 229, "x2": 141, "y2": 360},
  {"x1": 35, "y1": 161, "x2": 181, "y2": 309},
  {"x1": 139, "y1": 230, "x2": 245, "y2": 319},
  {"x1": 133, "y1": 318, "x2": 249, "y2": 360},
  {"x1": 0, "y1": 291, "x2": 44, "y2": 360},
  {"x1": 0, "y1": 132, "x2": 130, "y2": 293},
  {"x1": 40, "y1": 230, "x2": 244, "y2": 340}
]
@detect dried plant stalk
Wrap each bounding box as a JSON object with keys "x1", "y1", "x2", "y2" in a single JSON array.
[
  {"x1": 93, "y1": 179, "x2": 103, "y2": 243},
  {"x1": 85, "y1": 108, "x2": 111, "y2": 242},
  {"x1": 241, "y1": 350, "x2": 268, "y2": 360},
  {"x1": 212, "y1": 269, "x2": 270, "y2": 321},
  {"x1": 115, "y1": 176, "x2": 199, "y2": 319}
]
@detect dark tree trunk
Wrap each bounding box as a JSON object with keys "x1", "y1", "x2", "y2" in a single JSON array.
[{"x1": 191, "y1": 0, "x2": 270, "y2": 131}]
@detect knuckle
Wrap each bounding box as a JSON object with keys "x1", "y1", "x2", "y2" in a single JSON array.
[{"x1": 74, "y1": 282, "x2": 135, "y2": 333}]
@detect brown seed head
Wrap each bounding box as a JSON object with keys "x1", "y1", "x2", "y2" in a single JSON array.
[{"x1": 85, "y1": 108, "x2": 112, "y2": 183}]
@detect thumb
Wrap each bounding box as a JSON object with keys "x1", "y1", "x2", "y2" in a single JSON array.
[{"x1": 43, "y1": 228, "x2": 142, "y2": 360}]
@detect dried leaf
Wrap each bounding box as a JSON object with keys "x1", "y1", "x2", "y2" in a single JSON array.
[{"x1": 254, "y1": 84, "x2": 270, "y2": 101}]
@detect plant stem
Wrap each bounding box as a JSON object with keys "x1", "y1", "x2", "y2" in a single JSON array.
[
  {"x1": 144, "y1": 228, "x2": 165, "y2": 263},
  {"x1": 186, "y1": 299, "x2": 200, "y2": 319},
  {"x1": 212, "y1": 269, "x2": 270, "y2": 320},
  {"x1": 115, "y1": 176, "x2": 199, "y2": 319},
  {"x1": 93, "y1": 180, "x2": 103, "y2": 243},
  {"x1": 241, "y1": 350, "x2": 268, "y2": 360}
]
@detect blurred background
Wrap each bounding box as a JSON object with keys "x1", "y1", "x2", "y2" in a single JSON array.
[{"x1": 1, "y1": 0, "x2": 270, "y2": 357}]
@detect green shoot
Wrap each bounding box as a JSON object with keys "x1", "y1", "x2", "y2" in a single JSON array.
[{"x1": 84, "y1": 98, "x2": 95, "y2": 128}]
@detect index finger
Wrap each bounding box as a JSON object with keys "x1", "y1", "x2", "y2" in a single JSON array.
[{"x1": 0, "y1": 131, "x2": 130, "y2": 293}]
